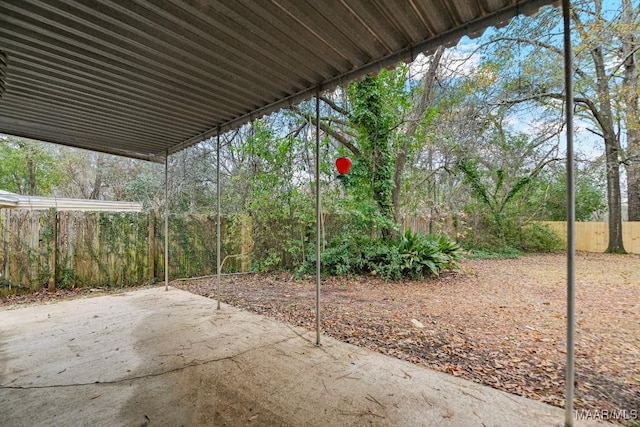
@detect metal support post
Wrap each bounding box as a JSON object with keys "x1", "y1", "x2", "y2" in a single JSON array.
[
  {"x1": 563, "y1": 0, "x2": 576, "y2": 425},
  {"x1": 315, "y1": 87, "x2": 322, "y2": 346},
  {"x1": 217, "y1": 129, "x2": 222, "y2": 310},
  {"x1": 164, "y1": 151, "x2": 169, "y2": 292}
]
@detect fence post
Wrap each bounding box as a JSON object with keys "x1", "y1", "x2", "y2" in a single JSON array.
[
  {"x1": 0, "y1": 210, "x2": 8, "y2": 289},
  {"x1": 240, "y1": 215, "x2": 252, "y2": 272},
  {"x1": 148, "y1": 211, "x2": 156, "y2": 282},
  {"x1": 48, "y1": 209, "x2": 58, "y2": 292}
]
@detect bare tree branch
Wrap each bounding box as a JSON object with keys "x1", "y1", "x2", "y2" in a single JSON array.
[
  {"x1": 290, "y1": 106, "x2": 362, "y2": 158},
  {"x1": 320, "y1": 95, "x2": 350, "y2": 117},
  {"x1": 488, "y1": 37, "x2": 592, "y2": 82},
  {"x1": 393, "y1": 46, "x2": 445, "y2": 221}
]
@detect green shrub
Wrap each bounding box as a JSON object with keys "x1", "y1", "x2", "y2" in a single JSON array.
[
  {"x1": 318, "y1": 231, "x2": 462, "y2": 279},
  {"x1": 320, "y1": 237, "x2": 363, "y2": 276},
  {"x1": 395, "y1": 231, "x2": 462, "y2": 278},
  {"x1": 318, "y1": 235, "x2": 400, "y2": 277},
  {"x1": 461, "y1": 222, "x2": 563, "y2": 256},
  {"x1": 358, "y1": 238, "x2": 404, "y2": 279},
  {"x1": 517, "y1": 223, "x2": 564, "y2": 253},
  {"x1": 463, "y1": 245, "x2": 521, "y2": 259}
]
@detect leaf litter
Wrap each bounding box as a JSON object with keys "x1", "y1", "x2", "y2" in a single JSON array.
[{"x1": 178, "y1": 253, "x2": 639, "y2": 423}]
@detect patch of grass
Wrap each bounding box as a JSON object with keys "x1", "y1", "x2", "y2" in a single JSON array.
[{"x1": 464, "y1": 246, "x2": 521, "y2": 260}]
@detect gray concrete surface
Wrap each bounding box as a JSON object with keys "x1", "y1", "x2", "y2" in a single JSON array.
[{"x1": 0, "y1": 287, "x2": 600, "y2": 426}]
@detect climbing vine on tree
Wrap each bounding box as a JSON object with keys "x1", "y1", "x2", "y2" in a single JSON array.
[{"x1": 348, "y1": 75, "x2": 397, "y2": 238}]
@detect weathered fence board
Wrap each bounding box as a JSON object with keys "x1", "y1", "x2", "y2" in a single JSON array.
[
  {"x1": 542, "y1": 221, "x2": 640, "y2": 254},
  {"x1": 0, "y1": 209, "x2": 252, "y2": 294},
  {"x1": 401, "y1": 216, "x2": 457, "y2": 237}
]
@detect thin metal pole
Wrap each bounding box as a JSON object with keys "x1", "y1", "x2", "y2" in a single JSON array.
[
  {"x1": 563, "y1": 1, "x2": 576, "y2": 425},
  {"x1": 164, "y1": 151, "x2": 169, "y2": 292},
  {"x1": 216, "y1": 129, "x2": 222, "y2": 310},
  {"x1": 315, "y1": 87, "x2": 321, "y2": 346}
]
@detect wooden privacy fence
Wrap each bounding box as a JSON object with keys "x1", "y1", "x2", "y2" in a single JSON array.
[
  {"x1": 0, "y1": 209, "x2": 252, "y2": 294},
  {"x1": 542, "y1": 221, "x2": 640, "y2": 254},
  {"x1": 2, "y1": 209, "x2": 637, "y2": 294}
]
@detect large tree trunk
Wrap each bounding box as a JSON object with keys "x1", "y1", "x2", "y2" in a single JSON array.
[
  {"x1": 622, "y1": 0, "x2": 640, "y2": 221},
  {"x1": 628, "y1": 164, "x2": 640, "y2": 222},
  {"x1": 26, "y1": 157, "x2": 36, "y2": 196},
  {"x1": 575, "y1": 1, "x2": 626, "y2": 253},
  {"x1": 350, "y1": 75, "x2": 395, "y2": 239},
  {"x1": 392, "y1": 46, "x2": 444, "y2": 225},
  {"x1": 591, "y1": 44, "x2": 626, "y2": 252},
  {"x1": 604, "y1": 134, "x2": 626, "y2": 252},
  {"x1": 19, "y1": 141, "x2": 37, "y2": 195}
]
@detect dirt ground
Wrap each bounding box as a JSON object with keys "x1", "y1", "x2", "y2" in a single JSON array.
[
  {"x1": 2, "y1": 252, "x2": 638, "y2": 423},
  {"x1": 174, "y1": 253, "x2": 639, "y2": 420}
]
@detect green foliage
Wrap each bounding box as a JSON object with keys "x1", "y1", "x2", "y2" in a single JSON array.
[
  {"x1": 83, "y1": 212, "x2": 150, "y2": 287},
  {"x1": 457, "y1": 159, "x2": 493, "y2": 212},
  {"x1": 517, "y1": 223, "x2": 564, "y2": 253},
  {"x1": 348, "y1": 73, "x2": 398, "y2": 237},
  {"x1": 244, "y1": 193, "x2": 312, "y2": 272},
  {"x1": 461, "y1": 220, "x2": 563, "y2": 255},
  {"x1": 0, "y1": 137, "x2": 64, "y2": 195},
  {"x1": 318, "y1": 236, "x2": 385, "y2": 277},
  {"x1": 464, "y1": 223, "x2": 562, "y2": 256},
  {"x1": 318, "y1": 231, "x2": 462, "y2": 280},
  {"x1": 395, "y1": 231, "x2": 463, "y2": 278},
  {"x1": 220, "y1": 214, "x2": 252, "y2": 273},
  {"x1": 324, "y1": 188, "x2": 398, "y2": 246},
  {"x1": 166, "y1": 214, "x2": 216, "y2": 279},
  {"x1": 0, "y1": 275, "x2": 17, "y2": 294},
  {"x1": 56, "y1": 264, "x2": 79, "y2": 289},
  {"x1": 457, "y1": 157, "x2": 534, "y2": 247},
  {"x1": 125, "y1": 168, "x2": 163, "y2": 210},
  {"x1": 227, "y1": 120, "x2": 315, "y2": 271},
  {"x1": 534, "y1": 166, "x2": 606, "y2": 221},
  {"x1": 315, "y1": 235, "x2": 404, "y2": 279},
  {"x1": 463, "y1": 245, "x2": 521, "y2": 260}
]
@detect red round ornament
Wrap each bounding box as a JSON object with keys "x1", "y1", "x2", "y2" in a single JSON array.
[{"x1": 335, "y1": 156, "x2": 352, "y2": 175}]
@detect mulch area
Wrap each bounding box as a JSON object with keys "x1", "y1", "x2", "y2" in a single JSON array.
[{"x1": 2, "y1": 253, "x2": 638, "y2": 423}]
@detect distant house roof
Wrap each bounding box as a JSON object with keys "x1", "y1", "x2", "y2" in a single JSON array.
[{"x1": 0, "y1": 190, "x2": 143, "y2": 212}]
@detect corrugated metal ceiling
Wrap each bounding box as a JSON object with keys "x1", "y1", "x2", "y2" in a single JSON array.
[{"x1": 0, "y1": 0, "x2": 556, "y2": 161}]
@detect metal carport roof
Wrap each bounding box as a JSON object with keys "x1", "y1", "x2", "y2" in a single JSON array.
[
  {"x1": 1, "y1": 2, "x2": 581, "y2": 426},
  {"x1": 0, "y1": 0, "x2": 556, "y2": 161}
]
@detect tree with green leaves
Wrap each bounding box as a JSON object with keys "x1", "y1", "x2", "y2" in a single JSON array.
[
  {"x1": 0, "y1": 136, "x2": 64, "y2": 196},
  {"x1": 485, "y1": 0, "x2": 639, "y2": 253},
  {"x1": 295, "y1": 49, "x2": 445, "y2": 239},
  {"x1": 222, "y1": 119, "x2": 315, "y2": 270},
  {"x1": 455, "y1": 117, "x2": 561, "y2": 247},
  {"x1": 348, "y1": 74, "x2": 396, "y2": 238},
  {"x1": 533, "y1": 162, "x2": 606, "y2": 221}
]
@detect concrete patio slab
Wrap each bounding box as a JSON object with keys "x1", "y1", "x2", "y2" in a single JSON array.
[{"x1": 0, "y1": 287, "x2": 600, "y2": 426}]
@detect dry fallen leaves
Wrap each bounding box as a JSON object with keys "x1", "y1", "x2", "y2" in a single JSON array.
[{"x1": 177, "y1": 253, "x2": 639, "y2": 422}]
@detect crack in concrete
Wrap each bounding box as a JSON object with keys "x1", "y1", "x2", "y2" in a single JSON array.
[{"x1": 0, "y1": 333, "x2": 301, "y2": 390}]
